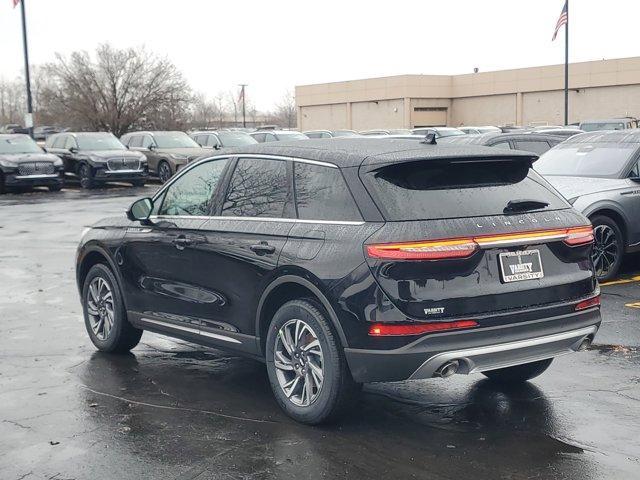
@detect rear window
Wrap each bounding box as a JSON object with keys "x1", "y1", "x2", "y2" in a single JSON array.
[{"x1": 363, "y1": 159, "x2": 568, "y2": 221}]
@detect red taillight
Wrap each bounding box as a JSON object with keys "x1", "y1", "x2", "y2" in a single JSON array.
[
  {"x1": 564, "y1": 226, "x2": 595, "y2": 246},
  {"x1": 366, "y1": 226, "x2": 594, "y2": 261},
  {"x1": 366, "y1": 239, "x2": 478, "y2": 260},
  {"x1": 368, "y1": 320, "x2": 478, "y2": 336},
  {"x1": 575, "y1": 295, "x2": 601, "y2": 311}
]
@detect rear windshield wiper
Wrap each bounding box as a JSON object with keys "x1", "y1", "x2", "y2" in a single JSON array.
[{"x1": 504, "y1": 199, "x2": 550, "y2": 214}]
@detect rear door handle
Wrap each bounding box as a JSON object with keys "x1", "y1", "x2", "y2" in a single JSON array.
[{"x1": 250, "y1": 242, "x2": 276, "y2": 255}]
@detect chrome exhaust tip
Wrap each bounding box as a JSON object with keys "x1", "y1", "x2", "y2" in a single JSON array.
[
  {"x1": 435, "y1": 360, "x2": 460, "y2": 378},
  {"x1": 577, "y1": 337, "x2": 592, "y2": 351}
]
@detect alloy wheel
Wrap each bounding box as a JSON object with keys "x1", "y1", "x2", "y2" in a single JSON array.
[
  {"x1": 274, "y1": 319, "x2": 324, "y2": 407},
  {"x1": 592, "y1": 224, "x2": 619, "y2": 279},
  {"x1": 86, "y1": 276, "x2": 115, "y2": 341},
  {"x1": 158, "y1": 163, "x2": 172, "y2": 183}
]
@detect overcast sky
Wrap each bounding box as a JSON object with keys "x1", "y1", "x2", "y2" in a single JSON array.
[{"x1": 0, "y1": 0, "x2": 638, "y2": 111}]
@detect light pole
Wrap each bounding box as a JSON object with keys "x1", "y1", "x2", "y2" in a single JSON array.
[{"x1": 239, "y1": 84, "x2": 247, "y2": 128}]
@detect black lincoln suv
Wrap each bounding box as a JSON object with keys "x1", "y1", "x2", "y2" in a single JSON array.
[
  {"x1": 0, "y1": 133, "x2": 64, "y2": 193},
  {"x1": 46, "y1": 132, "x2": 148, "y2": 189},
  {"x1": 76, "y1": 138, "x2": 601, "y2": 424}
]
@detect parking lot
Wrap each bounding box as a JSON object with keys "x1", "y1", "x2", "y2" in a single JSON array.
[{"x1": 1, "y1": 184, "x2": 640, "y2": 480}]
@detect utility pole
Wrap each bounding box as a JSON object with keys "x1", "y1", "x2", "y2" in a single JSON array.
[
  {"x1": 19, "y1": 0, "x2": 34, "y2": 137},
  {"x1": 564, "y1": 0, "x2": 570, "y2": 126},
  {"x1": 239, "y1": 84, "x2": 247, "y2": 128}
]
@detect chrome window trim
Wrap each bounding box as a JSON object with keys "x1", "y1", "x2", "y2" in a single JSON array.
[
  {"x1": 150, "y1": 154, "x2": 338, "y2": 203},
  {"x1": 140, "y1": 317, "x2": 242, "y2": 344},
  {"x1": 149, "y1": 214, "x2": 365, "y2": 226}
]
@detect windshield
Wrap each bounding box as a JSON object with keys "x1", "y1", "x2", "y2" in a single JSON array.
[
  {"x1": 217, "y1": 131, "x2": 258, "y2": 147},
  {"x1": 154, "y1": 132, "x2": 200, "y2": 148},
  {"x1": 437, "y1": 128, "x2": 465, "y2": 137},
  {"x1": 277, "y1": 132, "x2": 308, "y2": 141},
  {"x1": 534, "y1": 143, "x2": 636, "y2": 178},
  {"x1": 332, "y1": 130, "x2": 359, "y2": 137},
  {"x1": 581, "y1": 122, "x2": 626, "y2": 132},
  {"x1": 77, "y1": 134, "x2": 125, "y2": 151},
  {"x1": 0, "y1": 136, "x2": 42, "y2": 154}
]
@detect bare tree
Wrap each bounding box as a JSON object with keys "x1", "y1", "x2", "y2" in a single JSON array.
[
  {"x1": 39, "y1": 44, "x2": 191, "y2": 136},
  {"x1": 226, "y1": 89, "x2": 239, "y2": 126},
  {"x1": 273, "y1": 90, "x2": 297, "y2": 129},
  {"x1": 0, "y1": 78, "x2": 25, "y2": 125}
]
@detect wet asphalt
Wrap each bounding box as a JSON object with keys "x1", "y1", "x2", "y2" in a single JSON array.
[{"x1": 1, "y1": 184, "x2": 639, "y2": 480}]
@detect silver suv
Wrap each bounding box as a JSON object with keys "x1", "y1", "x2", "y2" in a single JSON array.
[{"x1": 535, "y1": 130, "x2": 640, "y2": 281}]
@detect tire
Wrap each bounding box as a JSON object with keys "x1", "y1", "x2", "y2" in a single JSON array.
[
  {"x1": 0, "y1": 173, "x2": 5, "y2": 194},
  {"x1": 590, "y1": 215, "x2": 624, "y2": 282},
  {"x1": 48, "y1": 184, "x2": 62, "y2": 192},
  {"x1": 157, "y1": 161, "x2": 172, "y2": 184},
  {"x1": 482, "y1": 358, "x2": 553, "y2": 383},
  {"x1": 265, "y1": 299, "x2": 361, "y2": 425},
  {"x1": 78, "y1": 163, "x2": 95, "y2": 189},
  {"x1": 130, "y1": 179, "x2": 146, "y2": 187},
  {"x1": 81, "y1": 263, "x2": 142, "y2": 353}
]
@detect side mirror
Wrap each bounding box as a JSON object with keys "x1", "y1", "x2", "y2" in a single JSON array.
[
  {"x1": 127, "y1": 197, "x2": 153, "y2": 222},
  {"x1": 69, "y1": 147, "x2": 78, "y2": 154},
  {"x1": 214, "y1": 144, "x2": 222, "y2": 150},
  {"x1": 630, "y1": 176, "x2": 640, "y2": 183},
  {"x1": 148, "y1": 144, "x2": 157, "y2": 151}
]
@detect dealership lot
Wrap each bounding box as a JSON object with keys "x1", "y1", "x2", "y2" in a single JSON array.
[{"x1": 1, "y1": 186, "x2": 639, "y2": 480}]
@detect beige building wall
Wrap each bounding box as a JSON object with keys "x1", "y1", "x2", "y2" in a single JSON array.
[
  {"x1": 296, "y1": 56, "x2": 640, "y2": 130},
  {"x1": 450, "y1": 94, "x2": 517, "y2": 127},
  {"x1": 298, "y1": 103, "x2": 348, "y2": 131},
  {"x1": 350, "y1": 99, "x2": 405, "y2": 131}
]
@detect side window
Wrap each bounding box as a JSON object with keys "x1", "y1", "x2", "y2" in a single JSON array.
[
  {"x1": 221, "y1": 158, "x2": 291, "y2": 218},
  {"x1": 206, "y1": 134, "x2": 220, "y2": 148},
  {"x1": 630, "y1": 160, "x2": 640, "y2": 178},
  {"x1": 492, "y1": 141, "x2": 513, "y2": 150},
  {"x1": 294, "y1": 163, "x2": 362, "y2": 221},
  {"x1": 65, "y1": 136, "x2": 77, "y2": 150},
  {"x1": 264, "y1": 133, "x2": 277, "y2": 143},
  {"x1": 129, "y1": 136, "x2": 142, "y2": 148},
  {"x1": 158, "y1": 159, "x2": 229, "y2": 216},
  {"x1": 321, "y1": 132, "x2": 332, "y2": 138},
  {"x1": 514, "y1": 140, "x2": 551, "y2": 155},
  {"x1": 306, "y1": 132, "x2": 321, "y2": 139},
  {"x1": 141, "y1": 135, "x2": 153, "y2": 149},
  {"x1": 251, "y1": 133, "x2": 265, "y2": 143}
]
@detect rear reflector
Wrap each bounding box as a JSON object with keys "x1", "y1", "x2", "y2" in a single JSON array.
[
  {"x1": 368, "y1": 320, "x2": 478, "y2": 336},
  {"x1": 366, "y1": 226, "x2": 594, "y2": 260},
  {"x1": 575, "y1": 295, "x2": 601, "y2": 311}
]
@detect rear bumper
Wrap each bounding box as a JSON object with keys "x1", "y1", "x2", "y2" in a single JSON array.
[{"x1": 344, "y1": 307, "x2": 601, "y2": 383}]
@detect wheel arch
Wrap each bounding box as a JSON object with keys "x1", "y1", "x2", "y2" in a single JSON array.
[
  {"x1": 586, "y1": 206, "x2": 629, "y2": 246},
  {"x1": 255, "y1": 275, "x2": 349, "y2": 356},
  {"x1": 77, "y1": 245, "x2": 123, "y2": 297}
]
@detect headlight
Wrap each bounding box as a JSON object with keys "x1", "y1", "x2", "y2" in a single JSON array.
[
  {"x1": 139, "y1": 154, "x2": 148, "y2": 163},
  {"x1": 169, "y1": 153, "x2": 187, "y2": 161},
  {"x1": 52, "y1": 157, "x2": 63, "y2": 166},
  {"x1": 0, "y1": 159, "x2": 18, "y2": 168}
]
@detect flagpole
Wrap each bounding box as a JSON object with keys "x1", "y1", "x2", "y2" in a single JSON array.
[
  {"x1": 564, "y1": 0, "x2": 569, "y2": 126},
  {"x1": 19, "y1": 0, "x2": 34, "y2": 137}
]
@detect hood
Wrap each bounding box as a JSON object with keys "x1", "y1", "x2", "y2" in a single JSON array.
[
  {"x1": 545, "y1": 176, "x2": 631, "y2": 199},
  {"x1": 156, "y1": 147, "x2": 209, "y2": 158},
  {"x1": 0, "y1": 152, "x2": 61, "y2": 164},
  {"x1": 82, "y1": 150, "x2": 145, "y2": 160}
]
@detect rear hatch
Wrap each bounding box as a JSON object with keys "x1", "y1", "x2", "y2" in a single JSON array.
[{"x1": 360, "y1": 154, "x2": 596, "y2": 323}]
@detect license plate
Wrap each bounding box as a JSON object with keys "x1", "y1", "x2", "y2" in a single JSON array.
[{"x1": 499, "y1": 250, "x2": 544, "y2": 283}]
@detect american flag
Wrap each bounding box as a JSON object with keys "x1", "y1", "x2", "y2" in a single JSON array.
[{"x1": 552, "y1": 1, "x2": 568, "y2": 41}]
